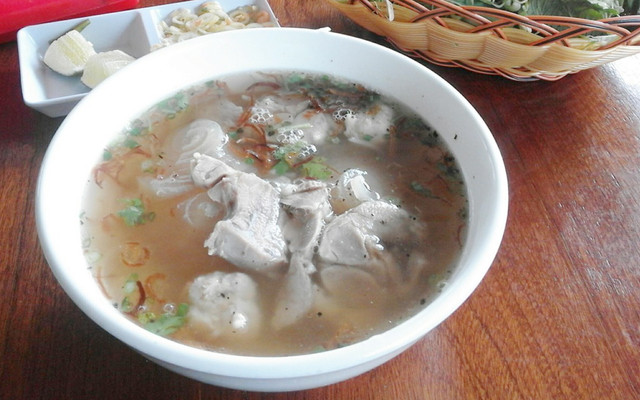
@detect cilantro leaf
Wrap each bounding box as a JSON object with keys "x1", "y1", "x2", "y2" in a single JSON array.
[
  {"x1": 301, "y1": 158, "x2": 334, "y2": 180},
  {"x1": 117, "y1": 198, "x2": 155, "y2": 226},
  {"x1": 273, "y1": 160, "x2": 290, "y2": 175}
]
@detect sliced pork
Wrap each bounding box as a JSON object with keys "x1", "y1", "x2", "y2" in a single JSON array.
[
  {"x1": 271, "y1": 253, "x2": 316, "y2": 329},
  {"x1": 191, "y1": 153, "x2": 287, "y2": 273},
  {"x1": 272, "y1": 180, "x2": 332, "y2": 329},
  {"x1": 317, "y1": 200, "x2": 427, "y2": 304}
]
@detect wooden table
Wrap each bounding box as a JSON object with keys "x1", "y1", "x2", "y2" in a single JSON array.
[{"x1": 1, "y1": 1, "x2": 639, "y2": 398}]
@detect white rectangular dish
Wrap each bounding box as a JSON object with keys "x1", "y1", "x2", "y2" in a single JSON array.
[{"x1": 17, "y1": 0, "x2": 279, "y2": 118}]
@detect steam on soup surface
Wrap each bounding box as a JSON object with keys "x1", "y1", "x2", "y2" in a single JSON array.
[{"x1": 81, "y1": 71, "x2": 468, "y2": 356}]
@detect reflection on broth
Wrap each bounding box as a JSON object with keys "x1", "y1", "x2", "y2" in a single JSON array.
[{"x1": 81, "y1": 71, "x2": 468, "y2": 356}]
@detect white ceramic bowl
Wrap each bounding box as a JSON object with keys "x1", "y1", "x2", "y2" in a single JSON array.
[{"x1": 36, "y1": 27, "x2": 508, "y2": 392}]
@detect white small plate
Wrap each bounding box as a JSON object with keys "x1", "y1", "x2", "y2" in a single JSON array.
[{"x1": 17, "y1": 0, "x2": 279, "y2": 117}]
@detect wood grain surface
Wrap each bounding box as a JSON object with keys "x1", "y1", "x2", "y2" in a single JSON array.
[{"x1": 1, "y1": 1, "x2": 639, "y2": 399}]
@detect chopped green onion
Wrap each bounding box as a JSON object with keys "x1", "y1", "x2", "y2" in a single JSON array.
[
  {"x1": 122, "y1": 138, "x2": 139, "y2": 149},
  {"x1": 117, "y1": 198, "x2": 155, "y2": 226},
  {"x1": 142, "y1": 303, "x2": 189, "y2": 336},
  {"x1": 273, "y1": 160, "x2": 290, "y2": 175}
]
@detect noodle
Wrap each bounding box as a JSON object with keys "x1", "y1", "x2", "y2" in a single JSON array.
[{"x1": 152, "y1": 1, "x2": 276, "y2": 50}]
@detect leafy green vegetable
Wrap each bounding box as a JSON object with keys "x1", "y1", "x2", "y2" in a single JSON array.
[
  {"x1": 450, "y1": 0, "x2": 528, "y2": 13},
  {"x1": 527, "y1": 0, "x2": 625, "y2": 18},
  {"x1": 445, "y1": 0, "x2": 632, "y2": 18},
  {"x1": 117, "y1": 198, "x2": 155, "y2": 226},
  {"x1": 301, "y1": 158, "x2": 334, "y2": 180},
  {"x1": 273, "y1": 160, "x2": 290, "y2": 175}
]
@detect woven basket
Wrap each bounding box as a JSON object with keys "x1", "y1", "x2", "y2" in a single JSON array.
[{"x1": 327, "y1": 0, "x2": 640, "y2": 80}]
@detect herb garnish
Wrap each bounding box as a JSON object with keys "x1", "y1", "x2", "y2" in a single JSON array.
[{"x1": 117, "y1": 198, "x2": 155, "y2": 226}]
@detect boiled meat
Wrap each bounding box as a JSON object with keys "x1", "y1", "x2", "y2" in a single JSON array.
[
  {"x1": 272, "y1": 180, "x2": 332, "y2": 328},
  {"x1": 271, "y1": 253, "x2": 316, "y2": 329},
  {"x1": 317, "y1": 200, "x2": 426, "y2": 303},
  {"x1": 191, "y1": 153, "x2": 287, "y2": 273}
]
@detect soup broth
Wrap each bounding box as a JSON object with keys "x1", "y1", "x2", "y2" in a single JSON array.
[{"x1": 81, "y1": 71, "x2": 468, "y2": 356}]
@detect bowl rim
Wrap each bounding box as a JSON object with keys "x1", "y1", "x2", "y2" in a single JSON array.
[{"x1": 36, "y1": 27, "x2": 508, "y2": 382}]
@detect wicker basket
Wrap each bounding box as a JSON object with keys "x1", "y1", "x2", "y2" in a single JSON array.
[{"x1": 327, "y1": 0, "x2": 640, "y2": 80}]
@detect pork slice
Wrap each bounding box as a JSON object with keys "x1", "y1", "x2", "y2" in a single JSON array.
[
  {"x1": 318, "y1": 200, "x2": 414, "y2": 265},
  {"x1": 317, "y1": 200, "x2": 426, "y2": 299},
  {"x1": 191, "y1": 154, "x2": 287, "y2": 272},
  {"x1": 279, "y1": 180, "x2": 332, "y2": 260},
  {"x1": 318, "y1": 264, "x2": 385, "y2": 307},
  {"x1": 271, "y1": 253, "x2": 316, "y2": 329},
  {"x1": 270, "y1": 180, "x2": 332, "y2": 328},
  {"x1": 279, "y1": 179, "x2": 329, "y2": 212},
  {"x1": 191, "y1": 152, "x2": 237, "y2": 188}
]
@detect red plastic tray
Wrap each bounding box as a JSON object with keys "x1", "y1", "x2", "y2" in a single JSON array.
[{"x1": 0, "y1": 0, "x2": 140, "y2": 43}]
